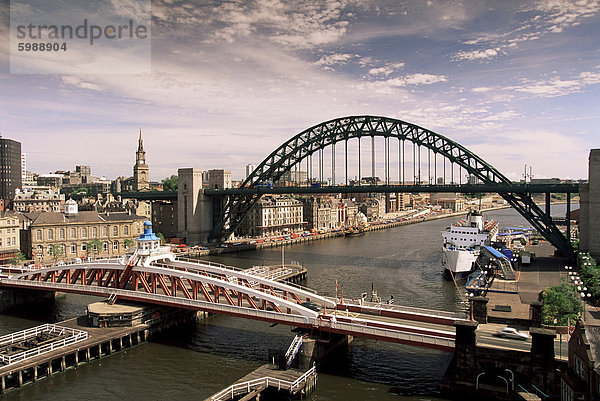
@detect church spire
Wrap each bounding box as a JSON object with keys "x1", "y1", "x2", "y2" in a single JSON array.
[
  {"x1": 138, "y1": 128, "x2": 144, "y2": 152},
  {"x1": 133, "y1": 129, "x2": 149, "y2": 191}
]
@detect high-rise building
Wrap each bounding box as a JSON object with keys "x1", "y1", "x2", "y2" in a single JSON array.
[
  {"x1": 133, "y1": 130, "x2": 149, "y2": 191},
  {"x1": 21, "y1": 153, "x2": 26, "y2": 184},
  {"x1": 0, "y1": 135, "x2": 22, "y2": 202},
  {"x1": 245, "y1": 164, "x2": 255, "y2": 180}
]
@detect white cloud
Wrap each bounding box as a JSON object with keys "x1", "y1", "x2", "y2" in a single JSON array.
[
  {"x1": 471, "y1": 87, "x2": 492, "y2": 93},
  {"x1": 61, "y1": 76, "x2": 102, "y2": 91},
  {"x1": 367, "y1": 62, "x2": 405, "y2": 76},
  {"x1": 395, "y1": 73, "x2": 447, "y2": 86},
  {"x1": 315, "y1": 53, "x2": 355, "y2": 67},
  {"x1": 453, "y1": 48, "x2": 501, "y2": 61},
  {"x1": 194, "y1": 0, "x2": 353, "y2": 49},
  {"x1": 453, "y1": 0, "x2": 599, "y2": 63},
  {"x1": 508, "y1": 71, "x2": 600, "y2": 97}
]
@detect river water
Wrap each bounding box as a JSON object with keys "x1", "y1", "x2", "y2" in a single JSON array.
[{"x1": 0, "y1": 205, "x2": 572, "y2": 400}]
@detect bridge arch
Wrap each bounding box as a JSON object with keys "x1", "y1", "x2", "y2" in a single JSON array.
[{"x1": 213, "y1": 115, "x2": 572, "y2": 259}]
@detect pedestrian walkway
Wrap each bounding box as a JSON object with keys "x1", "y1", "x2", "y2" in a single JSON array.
[{"x1": 485, "y1": 241, "x2": 565, "y2": 322}]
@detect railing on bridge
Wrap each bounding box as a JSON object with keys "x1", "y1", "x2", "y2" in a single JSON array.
[
  {"x1": 339, "y1": 298, "x2": 468, "y2": 321},
  {"x1": 284, "y1": 334, "x2": 303, "y2": 368},
  {"x1": 0, "y1": 324, "x2": 88, "y2": 366},
  {"x1": 0, "y1": 278, "x2": 456, "y2": 350},
  {"x1": 172, "y1": 258, "x2": 319, "y2": 295},
  {"x1": 208, "y1": 364, "x2": 317, "y2": 401}
]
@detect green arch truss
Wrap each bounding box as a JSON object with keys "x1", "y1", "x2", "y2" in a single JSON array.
[{"x1": 211, "y1": 115, "x2": 573, "y2": 259}]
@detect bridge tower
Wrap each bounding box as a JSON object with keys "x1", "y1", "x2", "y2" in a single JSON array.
[
  {"x1": 579, "y1": 149, "x2": 600, "y2": 259},
  {"x1": 177, "y1": 168, "x2": 214, "y2": 244}
]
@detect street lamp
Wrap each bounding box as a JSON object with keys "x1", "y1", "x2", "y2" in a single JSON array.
[{"x1": 581, "y1": 292, "x2": 592, "y2": 321}]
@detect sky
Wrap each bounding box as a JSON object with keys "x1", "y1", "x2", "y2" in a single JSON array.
[{"x1": 0, "y1": 0, "x2": 599, "y2": 182}]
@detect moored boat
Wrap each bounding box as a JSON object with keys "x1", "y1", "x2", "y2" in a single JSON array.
[{"x1": 441, "y1": 210, "x2": 498, "y2": 277}]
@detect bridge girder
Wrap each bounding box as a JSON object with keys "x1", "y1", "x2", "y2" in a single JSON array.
[
  {"x1": 9, "y1": 261, "x2": 325, "y2": 318},
  {"x1": 211, "y1": 116, "x2": 574, "y2": 260}
]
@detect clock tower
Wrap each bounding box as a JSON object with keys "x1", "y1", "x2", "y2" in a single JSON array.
[{"x1": 133, "y1": 129, "x2": 150, "y2": 191}]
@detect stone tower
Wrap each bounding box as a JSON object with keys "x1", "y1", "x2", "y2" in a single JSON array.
[{"x1": 133, "y1": 129, "x2": 150, "y2": 191}]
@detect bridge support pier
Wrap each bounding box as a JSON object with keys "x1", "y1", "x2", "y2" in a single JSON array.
[
  {"x1": 529, "y1": 301, "x2": 543, "y2": 328},
  {"x1": 0, "y1": 289, "x2": 55, "y2": 313},
  {"x1": 470, "y1": 296, "x2": 488, "y2": 324},
  {"x1": 296, "y1": 331, "x2": 352, "y2": 370},
  {"x1": 530, "y1": 328, "x2": 557, "y2": 393}
]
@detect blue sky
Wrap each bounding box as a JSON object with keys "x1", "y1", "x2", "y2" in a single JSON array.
[{"x1": 0, "y1": 0, "x2": 599, "y2": 182}]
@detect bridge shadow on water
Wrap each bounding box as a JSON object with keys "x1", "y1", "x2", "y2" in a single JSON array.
[{"x1": 151, "y1": 314, "x2": 454, "y2": 398}]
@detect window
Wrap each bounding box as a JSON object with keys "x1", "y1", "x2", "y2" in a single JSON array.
[
  {"x1": 124, "y1": 225, "x2": 129, "y2": 236},
  {"x1": 36, "y1": 245, "x2": 43, "y2": 255},
  {"x1": 113, "y1": 241, "x2": 119, "y2": 251},
  {"x1": 81, "y1": 244, "x2": 87, "y2": 252},
  {"x1": 70, "y1": 228, "x2": 76, "y2": 239},
  {"x1": 59, "y1": 228, "x2": 65, "y2": 239},
  {"x1": 562, "y1": 378, "x2": 574, "y2": 401},
  {"x1": 81, "y1": 227, "x2": 87, "y2": 238},
  {"x1": 103, "y1": 242, "x2": 108, "y2": 252},
  {"x1": 36, "y1": 229, "x2": 42, "y2": 241},
  {"x1": 575, "y1": 354, "x2": 586, "y2": 379},
  {"x1": 113, "y1": 226, "x2": 118, "y2": 236},
  {"x1": 102, "y1": 226, "x2": 108, "y2": 237},
  {"x1": 0, "y1": 238, "x2": 2, "y2": 247},
  {"x1": 70, "y1": 244, "x2": 76, "y2": 254},
  {"x1": 92, "y1": 227, "x2": 98, "y2": 238},
  {"x1": 47, "y1": 229, "x2": 54, "y2": 240}
]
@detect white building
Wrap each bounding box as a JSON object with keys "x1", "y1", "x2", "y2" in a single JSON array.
[{"x1": 238, "y1": 196, "x2": 304, "y2": 237}]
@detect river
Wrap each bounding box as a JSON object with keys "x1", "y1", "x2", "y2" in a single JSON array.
[{"x1": 0, "y1": 204, "x2": 573, "y2": 400}]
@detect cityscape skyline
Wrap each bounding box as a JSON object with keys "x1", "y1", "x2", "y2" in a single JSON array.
[{"x1": 1, "y1": 0, "x2": 599, "y2": 181}]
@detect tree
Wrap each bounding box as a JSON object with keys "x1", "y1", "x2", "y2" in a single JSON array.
[
  {"x1": 86, "y1": 238, "x2": 103, "y2": 257},
  {"x1": 579, "y1": 253, "x2": 600, "y2": 301},
  {"x1": 156, "y1": 232, "x2": 165, "y2": 244},
  {"x1": 162, "y1": 175, "x2": 178, "y2": 192},
  {"x1": 542, "y1": 280, "x2": 582, "y2": 325},
  {"x1": 48, "y1": 244, "x2": 65, "y2": 261},
  {"x1": 124, "y1": 238, "x2": 134, "y2": 249},
  {"x1": 70, "y1": 187, "x2": 88, "y2": 196},
  {"x1": 8, "y1": 251, "x2": 26, "y2": 264}
]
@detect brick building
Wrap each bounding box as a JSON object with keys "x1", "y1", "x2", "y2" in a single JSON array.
[{"x1": 560, "y1": 321, "x2": 600, "y2": 401}]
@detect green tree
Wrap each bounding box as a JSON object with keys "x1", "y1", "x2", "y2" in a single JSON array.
[
  {"x1": 542, "y1": 280, "x2": 582, "y2": 325},
  {"x1": 8, "y1": 251, "x2": 26, "y2": 264},
  {"x1": 579, "y1": 253, "x2": 600, "y2": 301},
  {"x1": 162, "y1": 175, "x2": 178, "y2": 192},
  {"x1": 124, "y1": 238, "x2": 134, "y2": 249},
  {"x1": 70, "y1": 187, "x2": 88, "y2": 196},
  {"x1": 48, "y1": 244, "x2": 65, "y2": 261},
  {"x1": 86, "y1": 238, "x2": 103, "y2": 257},
  {"x1": 156, "y1": 232, "x2": 165, "y2": 244}
]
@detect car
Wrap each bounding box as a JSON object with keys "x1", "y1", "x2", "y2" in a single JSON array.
[
  {"x1": 495, "y1": 327, "x2": 529, "y2": 340},
  {"x1": 301, "y1": 301, "x2": 323, "y2": 313}
]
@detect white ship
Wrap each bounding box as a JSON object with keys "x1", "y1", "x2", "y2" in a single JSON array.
[{"x1": 441, "y1": 210, "x2": 499, "y2": 276}]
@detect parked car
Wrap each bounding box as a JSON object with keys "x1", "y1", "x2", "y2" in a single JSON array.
[{"x1": 495, "y1": 327, "x2": 529, "y2": 340}]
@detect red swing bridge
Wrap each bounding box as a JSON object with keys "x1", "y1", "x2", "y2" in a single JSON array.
[{"x1": 0, "y1": 221, "x2": 463, "y2": 353}]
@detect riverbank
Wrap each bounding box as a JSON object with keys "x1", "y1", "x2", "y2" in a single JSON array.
[{"x1": 181, "y1": 204, "x2": 513, "y2": 258}]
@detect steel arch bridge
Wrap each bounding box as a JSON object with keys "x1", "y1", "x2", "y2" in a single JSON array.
[{"x1": 211, "y1": 115, "x2": 574, "y2": 259}]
